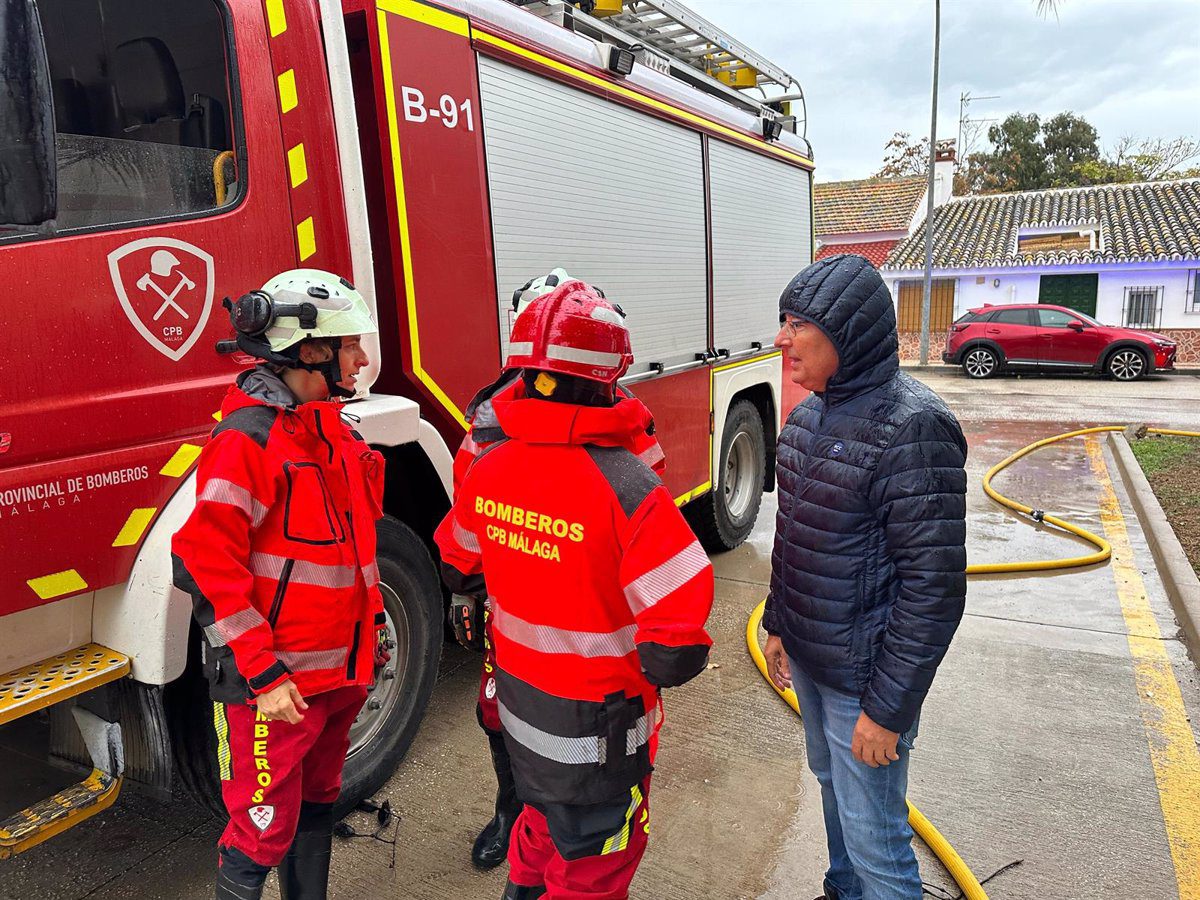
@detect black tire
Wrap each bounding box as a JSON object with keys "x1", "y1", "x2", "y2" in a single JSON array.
[
  {"x1": 167, "y1": 515, "x2": 442, "y2": 820},
  {"x1": 961, "y1": 346, "x2": 999, "y2": 379},
  {"x1": 1105, "y1": 347, "x2": 1148, "y2": 381},
  {"x1": 685, "y1": 399, "x2": 766, "y2": 552},
  {"x1": 336, "y1": 515, "x2": 441, "y2": 816}
]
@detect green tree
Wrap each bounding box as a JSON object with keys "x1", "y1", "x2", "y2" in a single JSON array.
[
  {"x1": 1042, "y1": 112, "x2": 1100, "y2": 185},
  {"x1": 873, "y1": 131, "x2": 930, "y2": 178}
]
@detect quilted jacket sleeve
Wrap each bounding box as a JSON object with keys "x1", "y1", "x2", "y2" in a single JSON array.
[
  {"x1": 860, "y1": 409, "x2": 967, "y2": 734},
  {"x1": 763, "y1": 418, "x2": 800, "y2": 637}
]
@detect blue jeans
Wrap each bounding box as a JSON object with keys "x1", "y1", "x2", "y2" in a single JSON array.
[{"x1": 789, "y1": 658, "x2": 922, "y2": 900}]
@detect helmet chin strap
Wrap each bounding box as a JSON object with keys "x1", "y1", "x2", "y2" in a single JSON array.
[{"x1": 299, "y1": 337, "x2": 356, "y2": 400}]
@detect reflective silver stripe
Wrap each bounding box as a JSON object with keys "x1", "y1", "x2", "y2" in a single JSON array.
[
  {"x1": 199, "y1": 478, "x2": 267, "y2": 527},
  {"x1": 493, "y1": 602, "x2": 636, "y2": 659},
  {"x1": 497, "y1": 700, "x2": 602, "y2": 765},
  {"x1": 498, "y1": 702, "x2": 652, "y2": 767},
  {"x1": 507, "y1": 341, "x2": 534, "y2": 357},
  {"x1": 203, "y1": 606, "x2": 267, "y2": 648},
  {"x1": 460, "y1": 433, "x2": 479, "y2": 455},
  {"x1": 624, "y1": 541, "x2": 710, "y2": 614},
  {"x1": 545, "y1": 344, "x2": 622, "y2": 367},
  {"x1": 453, "y1": 517, "x2": 481, "y2": 554},
  {"x1": 276, "y1": 647, "x2": 349, "y2": 672},
  {"x1": 249, "y1": 553, "x2": 357, "y2": 589},
  {"x1": 362, "y1": 560, "x2": 380, "y2": 587},
  {"x1": 637, "y1": 443, "x2": 665, "y2": 470}
]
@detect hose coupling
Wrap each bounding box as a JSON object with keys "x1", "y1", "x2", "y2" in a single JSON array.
[{"x1": 1030, "y1": 509, "x2": 1045, "y2": 522}]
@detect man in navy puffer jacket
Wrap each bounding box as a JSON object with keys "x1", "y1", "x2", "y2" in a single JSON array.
[{"x1": 762, "y1": 254, "x2": 967, "y2": 900}]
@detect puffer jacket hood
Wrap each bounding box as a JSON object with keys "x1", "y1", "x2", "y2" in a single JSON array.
[
  {"x1": 778, "y1": 254, "x2": 899, "y2": 405},
  {"x1": 234, "y1": 365, "x2": 298, "y2": 409}
]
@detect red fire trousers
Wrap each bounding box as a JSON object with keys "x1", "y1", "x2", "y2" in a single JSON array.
[
  {"x1": 508, "y1": 778, "x2": 652, "y2": 900},
  {"x1": 213, "y1": 685, "x2": 367, "y2": 866}
]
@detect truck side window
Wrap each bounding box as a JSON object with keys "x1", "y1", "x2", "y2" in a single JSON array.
[{"x1": 1, "y1": 0, "x2": 240, "y2": 242}]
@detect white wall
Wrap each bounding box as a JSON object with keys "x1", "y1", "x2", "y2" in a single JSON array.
[{"x1": 882, "y1": 263, "x2": 1200, "y2": 329}]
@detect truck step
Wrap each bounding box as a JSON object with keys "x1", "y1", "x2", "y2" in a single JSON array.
[
  {"x1": 0, "y1": 644, "x2": 130, "y2": 726},
  {"x1": 0, "y1": 767, "x2": 122, "y2": 858}
]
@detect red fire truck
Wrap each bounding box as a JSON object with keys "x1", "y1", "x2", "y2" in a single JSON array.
[{"x1": 0, "y1": 0, "x2": 813, "y2": 854}]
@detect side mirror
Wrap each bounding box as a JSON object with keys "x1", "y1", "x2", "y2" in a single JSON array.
[
  {"x1": 1067, "y1": 321, "x2": 1085, "y2": 332},
  {"x1": 0, "y1": 0, "x2": 57, "y2": 228}
]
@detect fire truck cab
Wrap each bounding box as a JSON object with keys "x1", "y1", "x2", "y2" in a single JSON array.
[{"x1": 0, "y1": 0, "x2": 812, "y2": 855}]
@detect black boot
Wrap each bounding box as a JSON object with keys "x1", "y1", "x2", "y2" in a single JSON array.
[
  {"x1": 472, "y1": 731, "x2": 522, "y2": 870},
  {"x1": 501, "y1": 879, "x2": 547, "y2": 900},
  {"x1": 216, "y1": 846, "x2": 269, "y2": 900},
  {"x1": 279, "y1": 801, "x2": 334, "y2": 900}
]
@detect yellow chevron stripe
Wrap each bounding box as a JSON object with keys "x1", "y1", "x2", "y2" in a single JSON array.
[
  {"x1": 27, "y1": 570, "x2": 88, "y2": 601},
  {"x1": 112, "y1": 508, "x2": 157, "y2": 547},
  {"x1": 160, "y1": 443, "x2": 202, "y2": 478}
]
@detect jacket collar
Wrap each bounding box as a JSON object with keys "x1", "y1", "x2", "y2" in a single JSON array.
[
  {"x1": 490, "y1": 382, "x2": 653, "y2": 447},
  {"x1": 222, "y1": 365, "x2": 342, "y2": 428}
]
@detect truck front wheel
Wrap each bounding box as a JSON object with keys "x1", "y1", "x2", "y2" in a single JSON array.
[{"x1": 168, "y1": 515, "x2": 442, "y2": 820}]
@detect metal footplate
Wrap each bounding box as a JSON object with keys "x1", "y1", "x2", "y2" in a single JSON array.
[
  {"x1": 0, "y1": 644, "x2": 130, "y2": 857},
  {"x1": 0, "y1": 643, "x2": 130, "y2": 726}
]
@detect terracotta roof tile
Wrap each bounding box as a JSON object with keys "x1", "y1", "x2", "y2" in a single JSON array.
[
  {"x1": 814, "y1": 176, "x2": 927, "y2": 236},
  {"x1": 886, "y1": 179, "x2": 1200, "y2": 269},
  {"x1": 815, "y1": 240, "x2": 897, "y2": 268}
]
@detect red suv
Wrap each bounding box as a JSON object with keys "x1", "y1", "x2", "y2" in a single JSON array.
[{"x1": 943, "y1": 304, "x2": 1177, "y2": 381}]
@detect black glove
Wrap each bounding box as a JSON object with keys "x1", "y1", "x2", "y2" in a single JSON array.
[{"x1": 449, "y1": 594, "x2": 485, "y2": 652}]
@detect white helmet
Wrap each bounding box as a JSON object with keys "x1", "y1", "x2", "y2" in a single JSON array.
[
  {"x1": 227, "y1": 269, "x2": 376, "y2": 398},
  {"x1": 511, "y1": 268, "x2": 607, "y2": 328}
]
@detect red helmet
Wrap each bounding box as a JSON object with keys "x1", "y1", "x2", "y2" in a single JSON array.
[{"x1": 505, "y1": 280, "x2": 633, "y2": 384}]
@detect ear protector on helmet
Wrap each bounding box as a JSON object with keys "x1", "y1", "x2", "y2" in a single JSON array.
[{"x1": 228, "y1": 289, "x2": 320, "y2": 338}]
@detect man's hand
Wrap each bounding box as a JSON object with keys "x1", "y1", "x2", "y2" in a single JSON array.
[
  {"x1": 257, "y1": 679, "x2": 308, "y2": 724},
  {"x1": 763, "y1": 635, "x2": 791, "y2": 691},
  {"x1": 851, "y1": 711, "x2": 900, "y2": 768}
]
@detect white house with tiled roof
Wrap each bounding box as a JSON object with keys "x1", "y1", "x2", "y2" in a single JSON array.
[{"x1": 880, "y1": 178, "x2": 1200, "y2": 362}]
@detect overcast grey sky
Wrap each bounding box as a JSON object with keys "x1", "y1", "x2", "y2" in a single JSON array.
[{"x1": 685, "y1": 0, "x2": 1200, "y2": 182}]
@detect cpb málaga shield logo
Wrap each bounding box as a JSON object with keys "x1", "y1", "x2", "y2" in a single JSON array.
[
  {"x1": 107, "y1": 237, "x2": 215, "y2": 362},
  {"x1": 249, "y1": 805, "x2": 275, "y2": 832}
]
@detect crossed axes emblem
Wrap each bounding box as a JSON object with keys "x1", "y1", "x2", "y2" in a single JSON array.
[{"x1": 136, "y1": 249, "x2": 196, "y2": 320}]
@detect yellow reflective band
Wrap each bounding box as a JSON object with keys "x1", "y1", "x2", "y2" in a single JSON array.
[
  {"x1": 712, "y1": 351, "x2": 781, "y2": 373},
  {"x1": 160, "y1": 443, "x2": 202, "y2": 478},
  {"x1": 601, "y1": 784, "x2": 642, "y2": 855},
  {"x1": 213, "y1": 703, "x2": 233, "y2": 781},
  {"x1": 27, "y1": 570, "x2": 88, "y2": 601},
  {"x1": 296, "y1": 217, "x2": 316, "y2": 261},
  {"x1": 112, "y1": 508, "x2": 157, "y2": 548},
  {"x1": 265, "y1": 0, "x2": 287, "y2": 37},
  {"x1": 377, "y1": 0, "x2": 469, "y2": 36},
  {"x1": 288, "y1": 143, "x2": 308, "y2": 188},
  {"x1": 277, "y1": 69, "x2": 298, "y2": 114},
  {"x1": 212, "y1": 410, "x2": 223, "y2": 422}
]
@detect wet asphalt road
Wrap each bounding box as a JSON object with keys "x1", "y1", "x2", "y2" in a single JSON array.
[{"x1": 4, "y1": 368, "x2": 1200, "y2": 899}]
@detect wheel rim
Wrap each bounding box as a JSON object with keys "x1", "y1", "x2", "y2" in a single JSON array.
[
  {"x1": 347, "y1": 582, "x2": 411, "y2": 759},
  {"x1": 1110, "y1": 350, "x2": 1144, "y2": 381},
  {"x1": 964, "y1": 349, "x2": 995, "y2": 378},
  {"x1": 723, "y1": 429, "x2": 759, "y2": 522}
]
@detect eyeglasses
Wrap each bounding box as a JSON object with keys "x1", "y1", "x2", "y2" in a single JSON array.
[{"x1": 780, "y1": 318, "x2": 807, "y2": 338}]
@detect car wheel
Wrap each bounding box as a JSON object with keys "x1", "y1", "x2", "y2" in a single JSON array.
[
  {"x1": 1106, "y1": 348, "x2": 1147, "y2": 381},
  {"x1": 962, "y1": 347, "x2": 999, "y2": 379}
]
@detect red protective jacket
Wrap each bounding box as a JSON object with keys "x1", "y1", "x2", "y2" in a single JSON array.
[
  {"x1": 435, "y1": 392, "x2": 713, "y2": 806},
  {"x1": 173, "y1": 368, "x2": 386, "y2": 703}
]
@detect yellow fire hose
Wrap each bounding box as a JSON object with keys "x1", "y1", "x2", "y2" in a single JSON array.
[{"x1": 747, "y1": 424, "x2": 1200, "y2": 898}]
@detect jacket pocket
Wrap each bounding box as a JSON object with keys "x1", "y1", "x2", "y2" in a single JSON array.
[
  {"x1": 266, "y1": 559, "x2": 295, "y2": 628},
  {"x1": 356, "y1": 450, "x2": 385, "y2": 521},
  {"x1": 283, "y1": 462, "x2": 347, "y2": 546}
]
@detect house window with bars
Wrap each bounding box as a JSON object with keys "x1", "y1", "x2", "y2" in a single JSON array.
[
  {"x1": 1122, "y1": 286, "x2": 1164, "y2": 328},
  {"x1": 1187, "y1": 270, "x2": 1200, "y2": 315}
]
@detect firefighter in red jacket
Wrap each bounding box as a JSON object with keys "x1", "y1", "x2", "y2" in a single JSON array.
[
  {"x1": 453, "y1": 271, "x2": 667, "y2": 872},
  {"x1": 436, "y1": 279, "x2": 714, "y2": 900},
  {"x1": 173, "y1": 270, "x2": 387, "y2": 900}
]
